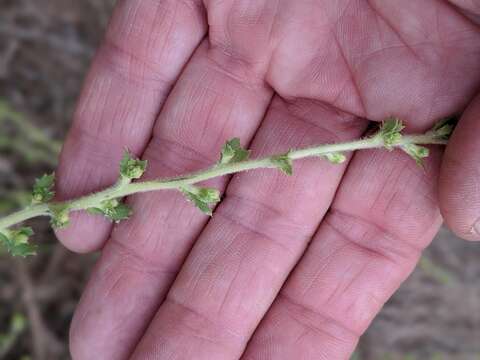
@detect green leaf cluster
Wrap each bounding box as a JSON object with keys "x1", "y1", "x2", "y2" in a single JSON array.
[
  {"x1": 49, "y1": 204, "x2": 70, "y2": 229},
  {"x1": 88, "y1": 199, "x2": 132, "y2": 223},
  {"x1": 431, "y1": 117, "x2": 456, "y2": 140},
  {"x1": 219, "y1": 138, "x2": 250, "y2": 165},
  {"x1": 31, "y1": 173, "x2": 55, "y2": 204},
  {"x1": 401, "y1": 144, "x2": 430, "y2": 167},
  {"x1": 181, "y1": 186, "x2": 221, "y2": 216},
  {"x1": 323, "y1": 152, "x2": 346, "y2": 164},
  {"x1": 0, "y1": 227, "x2": 37, "y2": 257},
  {"x1": 271, "y1": 152, "x2": 293, "y2": 175},
  {"x1": 379, "y1": 118, "x2": 405, "y2": 150},
  {"x1": 120, "y1": 151, "x2": 148, "y2": 180}
]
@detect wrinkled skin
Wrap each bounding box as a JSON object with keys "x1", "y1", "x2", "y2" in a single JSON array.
[{"x1": 55, "y1": 1, "x2": 480, "y2": 359}]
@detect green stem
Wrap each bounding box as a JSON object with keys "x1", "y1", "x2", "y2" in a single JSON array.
[{"x1": 0, "y1": 132, "x2": 447, "y2": 233}]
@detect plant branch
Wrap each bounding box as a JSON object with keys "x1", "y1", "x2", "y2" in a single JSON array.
[{"x1": 0, "y1": 118, "x2": 455, "y2": 257}]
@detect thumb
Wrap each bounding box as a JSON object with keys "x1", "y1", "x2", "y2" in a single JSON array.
[{"x1": 439, "y1": 93, "x2": 480, "y2": 241}]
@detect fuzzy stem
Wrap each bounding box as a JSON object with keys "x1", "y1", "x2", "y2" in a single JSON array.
[{"x1": 0, "y1": 132, "x2": 447, "y2": 234}]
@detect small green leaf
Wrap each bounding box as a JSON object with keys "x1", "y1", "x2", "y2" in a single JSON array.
[
  {"x1": 181, "y1": 186, "x2": 221, "y2": 216},
  {"x1": 105, "y1": 203, "x2": 132, "y2": 223},
  {"x1": 431, "y1": 117, "x2": 456, "y2": 140},
  {"x1": 120, "y1": 151, "x2": 147, "y2": 180},
  {"x1": 32, "y1": 173, "x2": 55, "y2": 204},
  {"x1": 88, "y1": 199, "x2": 132, "y2": 223},
  {"x1": 9, "y1": 243, "x2": 38, "y2": 257},
  {"x1": 402, "y1": 144, "x2": 430, "y2": 167},
  {"x1": 196, "y1": 188, "x2": 221, "y2": 203},
  {"x1": 11, "y1": 227, "x2": 34, "y2": 243},
  {"x1": 49, "y1": 204, "x2": 71, "y2": 229},
  {"x1": 379, "y1": 117, "x2": 405, "y2": 150},
  {"x1": 0, "y1": 228, "x2": 37, "y2": 257},
  {"x1": 219, "y1": 138, "x2": 250, "y2": 165},
  {"x1": 189, "y1": 195, "x2": 213, "y2": 215},
  {"x1": 323, "y1": 152, "x2": 347, "y2": 164},
  {"x1": 0, "y1": 231, "x2": 10, "y2": 247},
  {"x1": 86, "y1": 207, "x2": 105, "y2": 215},
  {"x1": 271, "y1": 152, "x2": 293, "y2": 175}
]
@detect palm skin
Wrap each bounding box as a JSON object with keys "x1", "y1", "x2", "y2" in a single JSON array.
[{"x1": 54, "y1": 1, "x2": 480, "y2": 359}]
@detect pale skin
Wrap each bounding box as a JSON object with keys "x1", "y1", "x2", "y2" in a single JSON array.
[{"x1": 52, "y1": 1, "x2": 480, "y2": 359}]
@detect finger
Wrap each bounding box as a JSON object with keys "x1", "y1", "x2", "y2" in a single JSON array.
[
  {"x1": 440, "y1": 94, "x2": 480, "y2": 240},
  {"x1": 130, "y1": 98, "x2": 367, "y2": 359},
  {"x1": 55, "y1": 0, "x2": 207, "y2": 252},
  {"x1": 69, "y1": 39, "x2": 274, "y2": 359},
  {"x1": 242, "y1": 146, "x2": 443, "y2": 360},
  {"x1": 447, "y1": 0, "x2": 480, "y2": 24}
]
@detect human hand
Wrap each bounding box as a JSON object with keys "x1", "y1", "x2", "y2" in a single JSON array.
[{"x1": 54, "y1": 1, "x2": 480, "y2": 359}]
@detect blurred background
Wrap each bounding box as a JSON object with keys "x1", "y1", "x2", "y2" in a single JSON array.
[{"x1": 0, "y1": 0, "x2": 479, "y2": 359}]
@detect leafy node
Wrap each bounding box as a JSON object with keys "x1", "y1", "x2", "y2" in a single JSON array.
[
  {"x1": 120, "y1": 151, "x2": 147, "y2": 180},
  {"x1": 49, "y1": 204, "x2": 71, "y2": 229},
  {"x1": 0, "y1": 227, "x2": 37, "y2": 257},
  {"x1": 219, "y1": 138, "x2": 250, "y2": 165},
  {"x1": 32, "y1": 173, "x2": 55, "y2": 204},
  {"x1": 431, "y1": 117, "x2": 456, "y2": 140},
  {"x1": 401, "y1": 144, "x2": 430, "y2": 167},
  {"x1": 379, "y1": 118, "x2": 405, "y2": 150},
  {"x1": 181, "y1": 186, "x2": 221, "y2": 216},
  {"x1": 271, "y1": 152, "x2": 293, "y2": 175},
  {"x1": 88, "y1": 199, "x2": 132, "y2": 223},
  {"x1": 323, "y1": 152, "x2": 347, "y2": 164}
]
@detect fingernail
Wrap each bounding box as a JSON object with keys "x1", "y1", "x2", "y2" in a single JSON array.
[{"x1": 472, "y1": 218, "x2": 480, "y2": 236}]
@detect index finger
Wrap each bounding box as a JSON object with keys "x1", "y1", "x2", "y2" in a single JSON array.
[{"x1": 55, "y1": 0, "x2": 207, "y2": 252}]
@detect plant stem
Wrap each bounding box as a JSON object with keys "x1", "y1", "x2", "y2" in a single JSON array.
[{"x1": 0, "y1": 132, "x2": 447, "y2": 233}]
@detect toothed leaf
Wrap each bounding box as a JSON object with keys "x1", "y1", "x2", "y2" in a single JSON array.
[
  {"x1": 196, "y1": 188, "x2": 221, "y2": 203},
  {"x1": 181, "y1": 186, "x2": 221, "y2": 216},
  {"x1": 49, "y1": 204, "x2": 71, "y2": 229},
  {"x1": 379, "y1": 117, "x2": 405, "y2": 150},
  {"x1": 323, "y1": 152, "x2": 346, "y2": 164},
  {"x1": 105, "y1": 203, "x2": 132, "y2": 222},
  {"x1": 88, "y1": 199, "x2": 132, "y2": 223},
  {"x1": 402, "y1": 144, "x2": 430, "y2": 167},
  {"x1": 9, "y1": 242, "x2": 38, "y2": 257},
  {"x1": 120, "y1": 151, "x2": 147, "y2": 180},
  {"x1": 32, "y1": 173, "x2": 55, "y2": 204},
  {"x1": 271, "y1": 152, "x2": 293, "y2": 175},
  {"x1": 0, "y1": 228, "x2": 37, "y2": 257},
  {"x1": 219, "y1": 138, "x2": 250, "y2": 165}
]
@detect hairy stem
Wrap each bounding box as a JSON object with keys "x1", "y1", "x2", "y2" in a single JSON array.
[{"x1": 0, "y1": 131, "x2": 447, "y2": 234}]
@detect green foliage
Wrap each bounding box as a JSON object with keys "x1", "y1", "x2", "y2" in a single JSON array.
[
  {"x1": 0, "y1": 116, "x2": 452, "y2": 258},
  {"x1": 181, "y1": 186, "x2": 221, "y2": 216},
  {"x1": 272, "y1": 152, "x2": 293, "y2": 175},
  {"x1": 0, "y1": 227, "x2": 37, "y2": 257},
  {"x1": 219, "y1": 138, "x2": 250, "y2": 165},
  {"x1": 31, "y1": 173, "x2": 55, "y2": 204},
  {"x1": 120, "y1": 151, "x2": 147, "y2": 180},
  {"x1": 401, "y1": 144, "x2": 430, "y2": 167},
  {"x1": 323, "y1": 152, "x2": 347, "y2": 164},
  {"x1": 0, "y1": 313, "x2": 27, "y2": 357},
  {"x1": 88, "y1": 199, "x2": 132, "y2": 223},
  {"x1": 431, "y1": 117, "x2": 456, "y2": 140},
  {"x1": 379, "y1": 118, "x2": 405, "y2": 150},
  {"x1": 49, "y1": 204, "x2": 70, "y2": 229}
]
